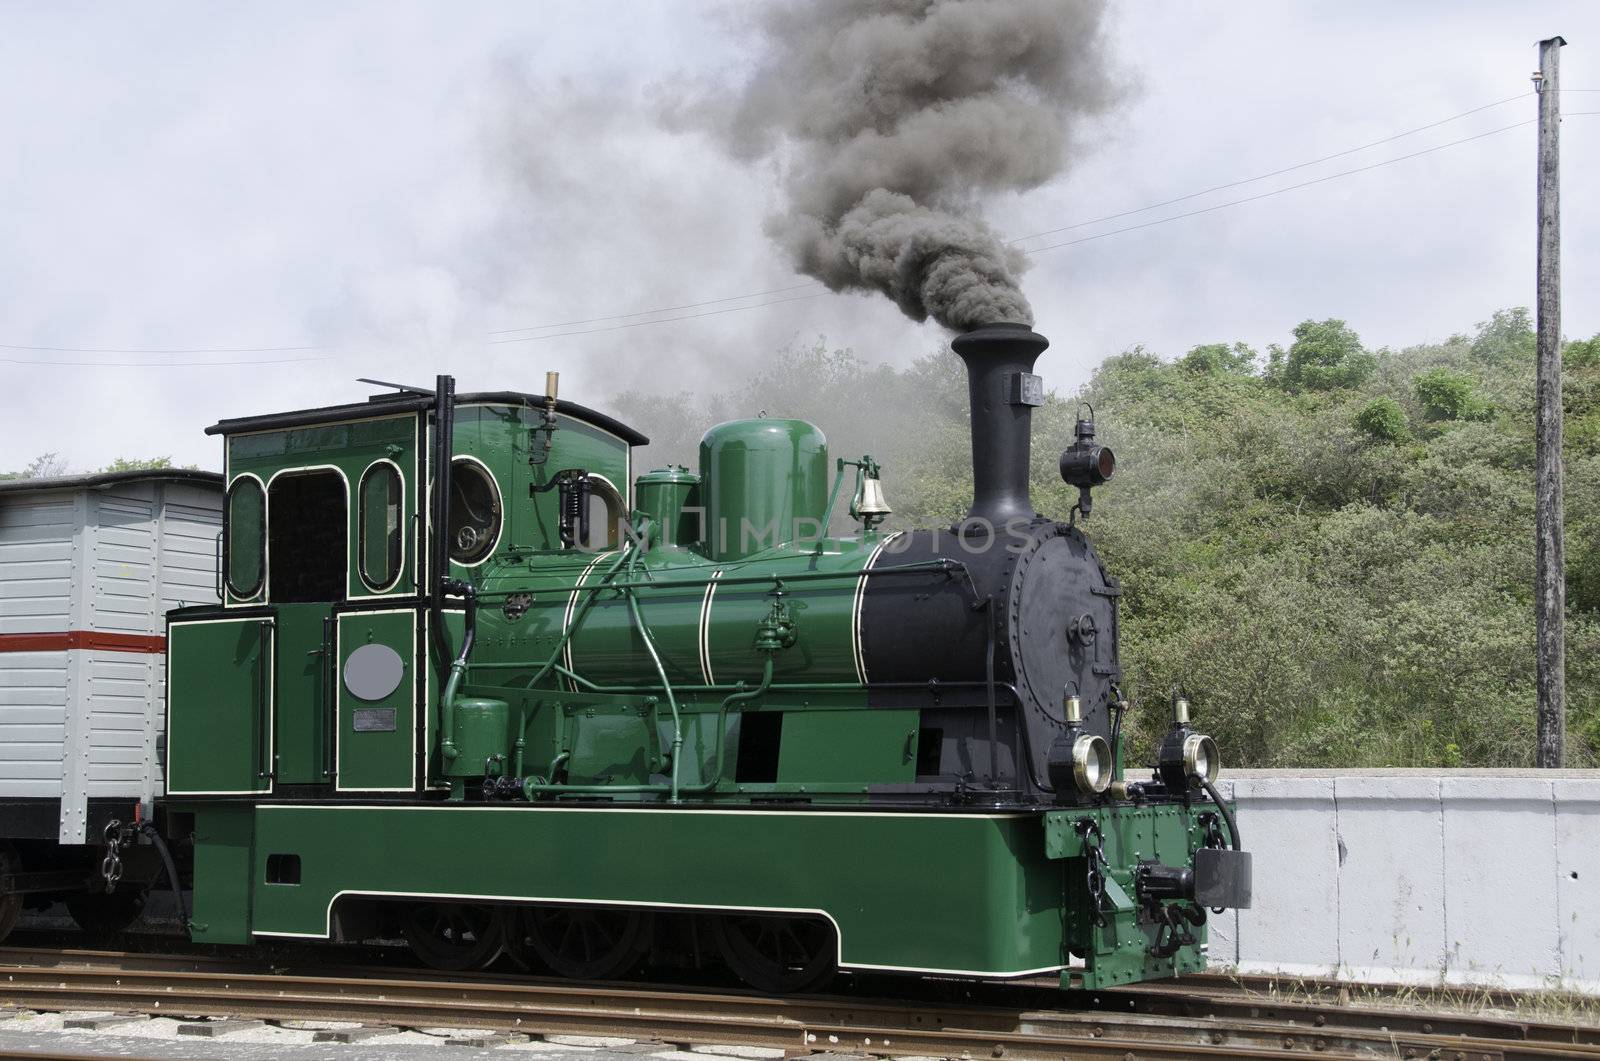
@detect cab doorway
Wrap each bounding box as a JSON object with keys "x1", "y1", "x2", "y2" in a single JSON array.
[{"x1": 268, "y1": 469, "x2": 347, "y2": 786}]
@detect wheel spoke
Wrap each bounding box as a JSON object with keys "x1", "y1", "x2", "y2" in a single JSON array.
[
  {"x1": 525, "y1": 907, "x2": 646, "y2": 980},
  {"x1": 716, "y1": 915, "x2": 834, "y2": 994}
]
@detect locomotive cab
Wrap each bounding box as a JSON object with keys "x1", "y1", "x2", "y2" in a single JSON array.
[{"x1": 167, "y1": 385, "x2": 645, "y2": 805}]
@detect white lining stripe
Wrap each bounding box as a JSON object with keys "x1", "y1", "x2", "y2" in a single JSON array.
[
  {"x1": 698, "y1": 569, "x2": 723, "y2": 685},
  {"x1": 851, "y1": 532, "x2": 902, "y2": 686},
  {"x1": 333, "y1": 607, "x2": 419, "y2": 794},
  {"x1": 562, "y1": 553, "x2": 611, "y2": 691},
  {"x1": 257, "y1": 803, "x2": 1035, "y2": 819},
  {"x1": 247, "y1": 884, "x2": 1066, "y2": 977},
  {"x1": 166, "y1": 617, "x2": 276, "y2": 797}
]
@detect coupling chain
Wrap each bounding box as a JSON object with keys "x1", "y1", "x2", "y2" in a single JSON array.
[
  {"x1": 1075, "y1": 818, "x2": 1113, "y2": 926},
  {"x1": 1148, "y1": 901, "x2": 1205, "y2": 959},
  {"x1": 100, "y1": 820, "x2": 127, "y2": 893}
]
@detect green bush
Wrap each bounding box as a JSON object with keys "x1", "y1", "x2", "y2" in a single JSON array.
[
  {"x1": 1414, "y1": 368, "x2": 1492, "y2": 422},
  {"x1": 1353, "y1": 397, "x2": 1411, "y2": 442},
  {"x1": 1282, "y1": 319, "x2": 1376, "y2": 391},
  {"x1": 1179, "y1": 342, "x2": 1258, "y2": 376},
  {"x1": 1471, "y1": 307, "x2": 1535, "y2": 365},
  {"x1": 1566, "y1": 333, "x2": 1600, "y2": 369}
]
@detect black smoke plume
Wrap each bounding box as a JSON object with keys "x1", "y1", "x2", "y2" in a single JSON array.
[{"x1": 705, "y1": 0, "x2": 1121, "y2": 331}]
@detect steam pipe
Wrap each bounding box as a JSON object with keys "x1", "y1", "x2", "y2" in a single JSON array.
[
  {"x1": 622, "y1": 537, "x2": 684, "y2": 802},
  {"x1": 438, "y1": 579, "x2": 476, "y2": 763},
  {"x1": 950, "y1": 323, "x2": 1049, "y2": 528}
]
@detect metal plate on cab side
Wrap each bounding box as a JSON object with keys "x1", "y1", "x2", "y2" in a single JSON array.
[
  {"x1": 353, "y1": 707, "x2": 398, "y2": 733},
  {"x1": 344, "y1": 643, "x2": 405, "y2": 702}
]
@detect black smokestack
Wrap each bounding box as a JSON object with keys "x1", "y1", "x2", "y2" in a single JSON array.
[{"x1": 951, "y1": 322, "x2": 1048, "y2": 527}]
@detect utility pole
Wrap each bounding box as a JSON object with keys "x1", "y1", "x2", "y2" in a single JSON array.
[{"x1": 1534, "y1": 36, "x2": 1566, "y2": 768}]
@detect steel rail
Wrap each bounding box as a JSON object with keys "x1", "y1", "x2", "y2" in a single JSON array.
[
  {"x1": 15, "y1": 945, "x2": 1592, "y2": 1049},
  {"x1": 0, "y1": 949, "x2": 1595, "y2": 1060}
]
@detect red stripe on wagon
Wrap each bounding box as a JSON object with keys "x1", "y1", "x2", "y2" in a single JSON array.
[{"x1": 0, "y1": 631, "x2": 166, "y2": 654}]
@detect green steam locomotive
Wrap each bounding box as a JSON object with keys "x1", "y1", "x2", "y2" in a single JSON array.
[{"x1": 161, "y1": 322, "x2": 1249, "y2": 991}]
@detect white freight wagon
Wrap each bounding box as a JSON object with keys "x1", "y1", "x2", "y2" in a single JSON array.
[{"x1": 0, "y1": 470, "x2": 221, "y2": 933}]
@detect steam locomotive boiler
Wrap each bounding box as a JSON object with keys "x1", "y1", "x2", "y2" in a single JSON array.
[{"x1": 161, "y1": 322, "x2": 1249, "y2": 991}]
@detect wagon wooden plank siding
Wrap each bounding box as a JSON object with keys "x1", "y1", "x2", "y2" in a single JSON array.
[{"x1": 0, "y1": 471, "x2": 221, "y2": 860}]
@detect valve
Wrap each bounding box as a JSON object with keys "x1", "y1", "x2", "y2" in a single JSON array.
[{"x1": 754, "y1": 586, "x2": 798, "y2": 652}]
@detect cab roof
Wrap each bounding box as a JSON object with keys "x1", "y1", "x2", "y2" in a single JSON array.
[{"x1": 204, "y1": 390, "x2": 649, "y2": 446}]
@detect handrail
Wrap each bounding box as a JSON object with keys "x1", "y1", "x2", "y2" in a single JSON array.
[
  {"x1": 471, "y1": 558, "x2": 961, "y2": 601},
  {"x1": 255, "y1": 621, "x2": 272, "y2": 783}
]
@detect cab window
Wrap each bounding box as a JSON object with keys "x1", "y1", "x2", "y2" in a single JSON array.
[
  {"x1": 225, "y1": 477, "x2": 265, "y2": 598},
  {"x1": 358, "y1": 462, "x2": 403, "y2": 590},
  {"x1": 448, "y1": 458, "x2": 501, "y2": 566}
]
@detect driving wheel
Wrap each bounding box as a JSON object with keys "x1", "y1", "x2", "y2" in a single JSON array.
[
  {"x1": 712, "y1": 913, "x2": 835, "y2": 994},
  {"x1": 401, "y1": 902, "x2": 506, "y2": 971},
  {"x1": 519, "y1": 905, "x2": 650, "y2": 980}
]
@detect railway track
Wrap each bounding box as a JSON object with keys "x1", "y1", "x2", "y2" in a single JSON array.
[{"x1": 0, "y1": 945, "x2": 1594, "y2": 1060}]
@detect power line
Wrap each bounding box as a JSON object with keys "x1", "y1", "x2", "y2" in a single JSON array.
[
  {"x1": 488, "y1": 282, "x2": 820, "y2": 335},
  {"x1": 4, "y1": 94, "x2": 1578, "y2": 362},
  {"x1": 1020, "y1": 118, "x2": 1535, "y2": 256},
  {"x1": 1008, "y1": 92, "x2": 1532, "y2": 244},
  {"x1": 502, "y1": 114, "x2": 1544, "y2": 338},
  {"x1": 1, "y1": 355, "x2": 328, "y2": 368},
  {"x1": 487, "y1": 92, "x2": 1538, "y2": 336},
  {"x1": 0, "y1": 342, "x2": 322, "y2": 355},
  {"x1": 488, "y1": 291, "x2": 828, "y2": 344}
]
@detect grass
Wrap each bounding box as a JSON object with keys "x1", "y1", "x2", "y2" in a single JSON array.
[{"x1": 1227, "y1": 972, "x2": 1600, "y2": 1027}]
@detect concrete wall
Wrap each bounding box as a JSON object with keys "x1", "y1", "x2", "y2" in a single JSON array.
[{"x1": 1208, "y1": 769, "x2": 1600, "y2": 993}]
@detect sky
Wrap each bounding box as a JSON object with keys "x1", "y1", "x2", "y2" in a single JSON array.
[{"x1": 2, "y1": 1, "x2": 1597, "y2": 472}]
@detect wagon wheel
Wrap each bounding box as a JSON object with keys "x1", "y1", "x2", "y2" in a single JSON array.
[
  {"x1": 519, "y1": 906, "x2": 650, "y2": 980},
  {"x1": 0, "y1": 846, "x2": 20, "y2": 944},
  {"x1": 712, "y1": 914, "x2": 835, "y2": 994},
  {"x1": 67, "y1": 885, "x2": 148, "y2": 935},
  {"x1": 401, "y1": 902, "x2": 506, "y2": 971}
]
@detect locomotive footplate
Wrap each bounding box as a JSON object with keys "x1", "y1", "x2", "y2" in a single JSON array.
[{"x1": 1043, "y1": 803, "x2": 1247, "y2": 989}]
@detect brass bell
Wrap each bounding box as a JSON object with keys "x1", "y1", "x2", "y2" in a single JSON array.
[{"x1": 851, "y1": 476, "x2": 892, "y2": 519}]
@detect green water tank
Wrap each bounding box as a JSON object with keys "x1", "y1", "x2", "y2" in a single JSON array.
[
  {"x1": 447, "y1": 697, "x2": 510, "y2": 778},
  {"x1": 699, "y1": 418, "x2": 828, "y2": 561}
]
